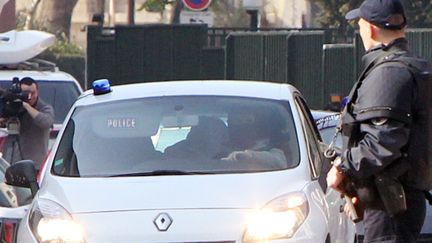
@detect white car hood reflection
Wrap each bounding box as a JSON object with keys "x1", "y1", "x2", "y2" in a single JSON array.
[{"x1": 41, "y1": 171, "x2": 308, "y2": 214}]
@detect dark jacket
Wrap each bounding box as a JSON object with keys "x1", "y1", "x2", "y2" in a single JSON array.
[{"x1": 339, "y1": 38, "x2": 432, "y2": 189}]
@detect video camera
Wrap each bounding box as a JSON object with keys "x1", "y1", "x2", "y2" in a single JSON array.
[{"x1": 0, "y1": 77, "x2": 30, "y2": 118}]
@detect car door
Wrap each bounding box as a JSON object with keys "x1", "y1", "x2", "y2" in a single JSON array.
[{"x1": 294, "y1": 96, "x2": 355, "y2": 243}]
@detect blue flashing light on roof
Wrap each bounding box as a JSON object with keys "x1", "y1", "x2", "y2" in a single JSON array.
[
  {"x1": 341, "y1": 96, "x2": 350, "y2": 110},
  {"x1": 92, "y1": 79, "x2": 112, "y2": 95}
]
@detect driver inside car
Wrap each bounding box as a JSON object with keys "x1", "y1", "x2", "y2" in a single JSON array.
[
  {"x1": 222, "y1": 109, "x2": 287, "y2": 168},
  {"x1": 164, "y1": 116, "x2": 230, "y2": 159}
]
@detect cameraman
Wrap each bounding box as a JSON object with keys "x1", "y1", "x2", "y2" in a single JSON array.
[{"x1": 2, "y1": 77, "x2": 54, "y2": 171}]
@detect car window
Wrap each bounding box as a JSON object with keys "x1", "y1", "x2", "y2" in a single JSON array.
[
  {"x1": 319, "y1": 127, "x2": 342, "y2": 147},
  {"x1": 37, "y1": 81, "x2": 81, "y2": 124},
  {"x1": 0, "y1": 80, "x2": 81, "y2": 124},
  {"x1": 314, "y1": 113, "x2": 342, "y2": 148},
  {"x1": 52, "y1": 96, "x2": 300, "y2": 177},
  {"x1": 154, "y1": 127, "x2": 190, "y2": 152},
  {"x1": 294, "y1": 96, "x2": 323, "y2": 179}
]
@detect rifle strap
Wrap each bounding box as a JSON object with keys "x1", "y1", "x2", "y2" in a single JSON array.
[{"x1": 424, "y1": 190, "x2": 432, "y2": 205}]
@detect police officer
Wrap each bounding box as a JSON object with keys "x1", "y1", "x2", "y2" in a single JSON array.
[{"x1": 326, "y1": 0, "x2": 432, "y2": 242}]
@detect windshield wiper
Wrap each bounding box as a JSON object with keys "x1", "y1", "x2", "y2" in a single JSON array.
[{"x1": 109, "y1": 170, "x2": 212, "y2": 177}]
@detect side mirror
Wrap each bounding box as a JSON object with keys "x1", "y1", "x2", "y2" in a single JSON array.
[{"x1": 5, "y1": 160, "x2": 39, "y2": 197}]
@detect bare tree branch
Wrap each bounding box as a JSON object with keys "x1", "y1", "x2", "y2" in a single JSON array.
[
  {"x1": 31, "y1": 0, "x2": 78, "y2": 40},
  {"x1": 24, "y1": 0, "x2": 41, "y2": 30}
]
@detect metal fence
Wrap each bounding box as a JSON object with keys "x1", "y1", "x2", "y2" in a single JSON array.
[
  {"x1": 225, "y1": 32, "x2": 266, "y2": 80},
  {"x1": 264, "y1": 32, "x2": 291, "y2": 83},
  {"x1": 86, "y1": 24, "x2": 206, "y2": 89},
  {"x1": 202, "y1": 47, "x2": 225, "y2": 79},
  {"x1": 286, "y1": 31, "x2": 325, "y2": 108},
  {"x1": 225, "y1": 30, "x2": 325, "y2": 108},
  {"x1": 86, "y1": 26, "x2": 116, "y2": 89},
  {"x1": 86, "y1": 25, "x2": 432, "y2": 109},
  {"x1": 322, "y1": 44, "x2": 356, "y2": 104},
  {"x1": 354, "y1": 29, "x2": 432, "y2": 77},
  {"x1": 208, "y1": 27, "x2": 353, "y2": 48},
  {"x1": 406, "y1": 29, "x2": 432, "y2": 61}
]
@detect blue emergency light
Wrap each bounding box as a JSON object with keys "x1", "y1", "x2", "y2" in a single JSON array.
[
  {"x1": 92, "y1": 79, "x2": 112, "y2": 95},
  {"x1": 341, "y1": 96, "x2": 350, "y2": 110}
]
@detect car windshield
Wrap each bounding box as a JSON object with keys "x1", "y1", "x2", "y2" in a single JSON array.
[
  {"x1": 52, "y1": 96, "x2": 300, "y2": 177},
  {"x1": 0, "y1": 80, "x2": 81, "y2": 124}
]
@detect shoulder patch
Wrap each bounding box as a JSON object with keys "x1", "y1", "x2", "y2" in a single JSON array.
[{"x1": 371, "y1": 118, "x2": 388, "y2": 126}]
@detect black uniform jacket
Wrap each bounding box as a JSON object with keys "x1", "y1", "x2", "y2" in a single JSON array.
[{"x1": 339, "y1": 38, "x2": 414, "y2": 180}]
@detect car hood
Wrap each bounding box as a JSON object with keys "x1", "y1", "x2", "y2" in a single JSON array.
[{"x1": 40, "y1": 171, "x2": 308, "y2": 214}]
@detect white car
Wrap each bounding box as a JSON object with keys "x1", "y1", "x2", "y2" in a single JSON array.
[{"x1": 6, "y1": 80, "x2": 355, "y2": 243}]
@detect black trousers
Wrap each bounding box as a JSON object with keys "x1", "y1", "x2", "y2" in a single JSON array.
[{"x1": 363, "y1": 187, "x2": 426, "y2": 243}]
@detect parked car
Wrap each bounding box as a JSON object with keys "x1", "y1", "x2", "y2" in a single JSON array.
[
  {"x1": 7, "y1": 80, "x2": 355, "y2": 242},
  {"x1": 0, "y1": 29, "x2": 82, "y2": 242},
  {"x1": 312, "y1": 109, "x2": 432, "y2": 243},
  {"x1": 0, "y1": 204, "x2": 27, "y2": 243},
  {"x1": 0, "y1": 154, "x2": 18, "y2": 208},
  {"x1": 0, "y1": 153, "x2": 31, "y2": 243},
  {"x1": 0, "y1": 59, "x2": 84, "y2": 161}
]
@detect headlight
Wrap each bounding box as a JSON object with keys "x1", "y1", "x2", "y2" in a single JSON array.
[
  {"x1": 243, "y1": 192, "x2": 309, "y2": 242},
  {"x1": 28, "y1": 198, "x2": 85, "y2": 243}
]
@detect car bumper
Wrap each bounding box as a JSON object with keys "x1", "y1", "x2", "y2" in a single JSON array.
[{"x1": 17, "y1": 208, "x2": 329, "y2": 243}]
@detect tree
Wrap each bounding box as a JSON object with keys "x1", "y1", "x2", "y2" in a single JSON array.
[
  {"x1": 314, "y1": 0, "x2": 432, "y2": 29},
  {"x1": 138, "y1": 0, "x2": 248, "y2": 26},
  {"x1": 21, "y1": 0, "x2": 41, "y2": 30},
  {"x1": 211, "y1": 0, "x2": 248, "y2": 27},
  {"x1": 137, "y1": 0, "x2": 179, "y2": 22},
  {"x1": 403, "y1": 0, "x2": 432, "y2": 28},
  {"x1": 30, "y1": 0, "x2": 78, "y2": 41},
  {"x1": 313, "y1": 0, "x2": 362, "y2": 28}
]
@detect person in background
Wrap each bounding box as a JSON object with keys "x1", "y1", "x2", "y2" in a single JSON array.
[
  {"x1": 12, "y1": 77, "x2": 54, "y2": 171},
  {"x1": 222, "y1": 109, "x2": 287, "y2": 168}
]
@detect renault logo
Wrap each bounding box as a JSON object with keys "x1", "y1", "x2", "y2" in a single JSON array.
[{"x1": 154, "y1": 213, "x2": 173, "y2": 231}]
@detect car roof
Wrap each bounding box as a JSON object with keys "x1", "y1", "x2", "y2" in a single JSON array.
[
  {"x1": 311, "y1": 110, "x2": 341, "y2": 130},
  {"x1": 311, "y1": 110, "x2": 338, "y2": 120},
  {"x1": 0, "y1": 70, "x2": 78, "y2": 82},
  {"x1": 76, "y1": 80, "x2": 299, "y2": 106}
]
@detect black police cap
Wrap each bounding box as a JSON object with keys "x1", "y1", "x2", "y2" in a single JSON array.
[{"x1": 345, "y1": 0, "x2": 407, "y2": 30}]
